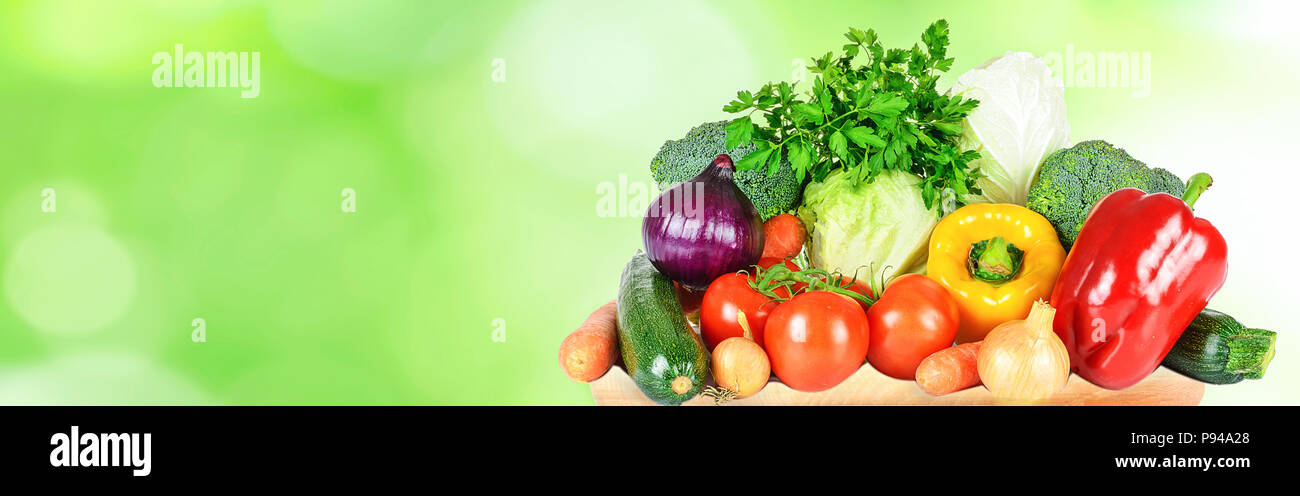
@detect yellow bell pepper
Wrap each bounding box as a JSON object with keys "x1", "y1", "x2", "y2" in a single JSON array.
[{"x1": 927, "y1": 203, "x2": 1066, "y2": 343}]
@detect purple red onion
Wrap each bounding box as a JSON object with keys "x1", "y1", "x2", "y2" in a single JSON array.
[{"x1": 642, "y1": 154, "x2": 764, "y2": 291}]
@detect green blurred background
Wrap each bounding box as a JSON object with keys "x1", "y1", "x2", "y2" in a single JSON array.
[{"x1": 0, "y1": 0, "x2": 1294, "y2": 405}]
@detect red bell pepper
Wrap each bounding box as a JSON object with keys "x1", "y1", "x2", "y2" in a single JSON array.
[{"x1": 1050, "y1": 174, "x2": 1227, "y2": 390}]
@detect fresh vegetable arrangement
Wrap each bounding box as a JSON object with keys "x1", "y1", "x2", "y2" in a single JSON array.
[{"x1": 561, "y1": 19, "x2": 1278, "y2": 405}]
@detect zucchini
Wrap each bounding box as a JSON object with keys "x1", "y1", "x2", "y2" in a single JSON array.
[
  {"x1": 1162, "y1": 308, "x2": 1276, "y2": 385},
  {"x1": 616, "y1": 253, "x2": 709, "y2": 405}
]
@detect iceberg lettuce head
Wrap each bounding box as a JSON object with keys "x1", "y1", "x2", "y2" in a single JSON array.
[{"x1": 796, "y1": 168, "x2": 938, "y2": 282}]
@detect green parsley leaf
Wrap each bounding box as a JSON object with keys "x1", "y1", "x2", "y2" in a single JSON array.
[
  {"x1": 844, "y1": 126, "x2": 886, "y2": 148},
  {"x1": 866, "y1": 94, "x2": 908, "y2": 117},
  {"x1": 788, "y1": 139, "x2": 812, "y2": 173},
  {"x1": 766, "y1": 144, "x2": 783, "y2": 176},
  {"x1": 725, "y1": 117, "x2": 755, "y2": 149},
  {"x1": 828, "y1": 131, "x2": 849, "y2": 162},
  {"x1": 735, "y1": 147, "x2": 773, "y2": 172},
  {"x1": 792, "y1": 103, "x2": 825, "y2": 124}
]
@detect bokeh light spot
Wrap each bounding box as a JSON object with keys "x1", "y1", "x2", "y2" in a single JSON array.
[
  {"x1": 4, "y1": 224, "x2": 137, "y2": 336},
  {"x1": 0, "y1": 351, "x2": 214, "y2": 405}
]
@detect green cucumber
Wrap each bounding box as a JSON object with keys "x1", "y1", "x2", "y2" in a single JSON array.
[
  {"x1": 616, "y1": 253, "x2": 709, "y2": 406},
  {"x1": 1162, "y1": 308, "x2": 1276, "y2": 385}
]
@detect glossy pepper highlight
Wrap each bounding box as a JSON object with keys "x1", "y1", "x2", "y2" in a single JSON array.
[
  {"x1": 1050, "y1": 174, "x2": 1227, "y2": 390},
  {"x1": 927, "y1": 203, "x2": 1066, "y2": 343}
]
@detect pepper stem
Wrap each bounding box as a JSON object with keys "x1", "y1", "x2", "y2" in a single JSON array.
[
  {"x1": 1181, "y1": 173, "x2": 1213, "y2": 209},
  {"x1": 967, "y1": 236, "x2": 1024, "y2": 284}
]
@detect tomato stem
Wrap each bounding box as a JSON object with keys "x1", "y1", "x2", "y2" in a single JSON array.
[{"x1": 745, "y1": 261, "x2": 877, "y2": 307}]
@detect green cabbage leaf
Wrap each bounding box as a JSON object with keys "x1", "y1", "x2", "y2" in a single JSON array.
[{"x1": 952, "y1": 52, "x2": 1070, "y2": 205}]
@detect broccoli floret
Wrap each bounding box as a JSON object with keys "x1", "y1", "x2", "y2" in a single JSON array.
[
  {"x1": 650, "y1": 120, "x2": 802, "y2": 220},
  {"x1": 1026, "y1": 140, "x2": 1187, "y2": 248}
]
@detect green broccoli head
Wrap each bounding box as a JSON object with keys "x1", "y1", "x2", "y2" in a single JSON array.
[
  {"x1": 1026, "y1": 140, "x2": 1187, "y2": 248},
  {"x1": 649, "y1": 120, "x2": 802, "y2": 220}
]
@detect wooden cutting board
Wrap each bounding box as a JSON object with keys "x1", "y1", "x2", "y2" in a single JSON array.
[{"x1": 590, "y1": 363, "x2": 1204, "y2": 406}]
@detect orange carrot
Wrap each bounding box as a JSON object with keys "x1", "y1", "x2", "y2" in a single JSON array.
[
  {"x1": 760, "y1": 214, "x2": 806, "y2": 260},
  {"x1": 915, "y1": 341, "x2": 982, "y2": 396},
  {"x1": 558, "y1": 301, "x2": 620, "y2": 382}
]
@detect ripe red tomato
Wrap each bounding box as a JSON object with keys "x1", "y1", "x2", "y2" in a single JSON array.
[
  {"x1": 700, "y1": 273, "x2": 780, "y2": 350},
  {"x1": 764, "y1": 291, "x2": 870, "y2": 392},
  {"x1": 865, "y1": 274, "x2": 960, "y2": 380}
]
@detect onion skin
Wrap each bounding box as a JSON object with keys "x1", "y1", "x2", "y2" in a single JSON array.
[
  {"x1": 976, "y1": 300, "x2": 1070, "y2": 403},
  {"x1": 643, "y1": 154, "x2": 764, "y2": 291},
  {"x1": 712, "y1": 337, "x2": 771, "y2": 398}
]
